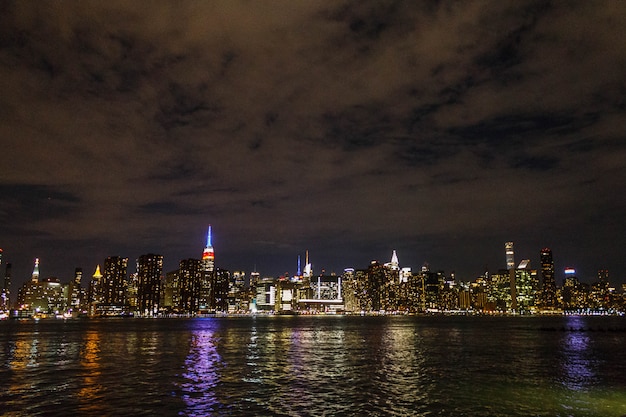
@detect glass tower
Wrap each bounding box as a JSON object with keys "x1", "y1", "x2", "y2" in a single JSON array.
[{"x1": 505, "y1": 242, "x2": 515, "y2": 270}]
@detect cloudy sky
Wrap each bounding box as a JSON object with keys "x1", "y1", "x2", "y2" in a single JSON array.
[{"x1": 1, "y1": 1, "x2": 625, "y2": 290}]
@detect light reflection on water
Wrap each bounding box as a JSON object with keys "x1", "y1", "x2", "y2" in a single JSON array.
[
  {"x1": 561, "y1": 315, "x2": 595, "y2": 391},
  {"x1": 180, "y1": 324, "x2": 222, "y2": 415},
  {"x1": 77, "y1": 330, "x2": 103, "y2": 414},
  {"x1": 0, "y1": 316, "x2": 625, "y2": 416}
]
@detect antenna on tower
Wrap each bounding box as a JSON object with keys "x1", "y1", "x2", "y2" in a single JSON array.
[{"x1": 207, "y1": 225, "x2": 212, "y2": 247}]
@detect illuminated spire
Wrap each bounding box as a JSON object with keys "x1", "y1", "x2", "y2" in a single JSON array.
[
  {"x1": 93, "y1": 264, "x2": 102, "y2": 279},
  {"x1": 202, "y1": 225, "x2": 215, "y2": 272},
  {"x1": 31, "y1": 258, "x2": 40, "y2": 282}
]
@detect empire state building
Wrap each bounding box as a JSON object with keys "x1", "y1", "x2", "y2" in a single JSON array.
[
  {"x1": 202, "y1": 225, "x2": 215, "y2": 273},
  {"x1": 198, "y1": 225, "x2": 215, "y2": 312}
]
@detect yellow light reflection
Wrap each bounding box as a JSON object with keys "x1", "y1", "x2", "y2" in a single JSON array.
[{"x1": 77, "y1": 330, "x2": 104, "y2": 414}]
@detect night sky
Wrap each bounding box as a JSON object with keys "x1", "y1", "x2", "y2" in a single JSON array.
[{"x1": 1, "y1": 1, "x2": 625, "y2": 291}]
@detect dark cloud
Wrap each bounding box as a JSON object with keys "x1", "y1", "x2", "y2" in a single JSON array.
[{"x1": 1, "y1": 1, "x2": 626, "y2": 291}]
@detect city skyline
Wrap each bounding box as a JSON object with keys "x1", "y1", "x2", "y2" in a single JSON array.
[
  {"x1": 0, "y1": 232, "x2": 618, "y2": 294},
  {"x1": 2, "y1": 2, "x2": 626, "y2": 289}
]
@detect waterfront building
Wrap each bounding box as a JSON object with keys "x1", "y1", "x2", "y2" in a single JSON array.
[
  {"x1": 540, "y1": 248, "x2": 557, "y2": 309},
  {"x1": 161, "y1": 269, "x2": 177, "y2": 312},
  {"x1": 275, "y1": 279, "x2": 297, "y2": 312},
  {"x1": 368, "y1": 261, "x2": 388, "y2": 311},
  {"x1": 254, "y1": 277, "x2": 276, "y2": 312},
  {"x1": 101, "y1": 257, "x2": 128, "y2": 306},
  {"x1": 470, "y1": 279, "x2": 487, "y2": 310},
  {"x1": 589, "y1": 269, "x2": 610, "y2": 310},
  {"x1": 211, "y1": 267, "x2": 230, "y2": 312},
  {"x1": 137, "y1": 254, "x2": 163, "y2": 316},
  {"x1": 1, "y1": 254, "x2": 11, "y2": 310},
  {"x1": 340, "y1": 268, "x2": 363, "y2": 312},
  {"x1": 561, "y1": 268, "x2": 587, "y2": 311},
  {"x1": 126, "y1": 272, "x2": 139, "y2": 311},
  {"x1": 486, "y1": 269, "x2": 514, "y2": 311},
  {"x1": 178, "y1": 258, "x2": 202, "y2": 314},
  {"x1": 66, "y1": 267, "x2": 84, "y2": 314},
  {"x1": 227, "y1": 271, "x2": 248, "y2": 312},
  {"x1": 512, "y1": 259, "x2": 538, "y2": 313},
  {"x1": 17, "y1": 276, "x2": 64, "y2": 315},
  {"x1": 422, "y1": 269, "x2": 444, "y2": 310},
  {"x1": 298, "y1": 274, "x2": 344, "y2": 313}
]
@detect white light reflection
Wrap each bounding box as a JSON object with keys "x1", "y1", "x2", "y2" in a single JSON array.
[{"x1": 180, "y1": 323, "x2": 223, "y2": 416}]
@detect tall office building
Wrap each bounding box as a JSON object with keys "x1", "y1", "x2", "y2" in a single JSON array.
[
  {"x1": 137, "y1": 253, "x2": 163, "y2": 316},
  {"x1": 512, "y1": 259, "x2": 538, "y2": 313},
  {"x1": 102, "y1": 256, "x2": 128, "y2": 306},
  {"x1": 540, "y1": 248, "x2": 556, "y2": 308},
  {"x1": 505, "y1": 242, "x2": 515, "y2": 270},
  {"x1": 178, "y1": 258, "x2": 202, "y2": 314},
  {"x1": 68, "y1": 267, "x2": 84, "y2": 312}
]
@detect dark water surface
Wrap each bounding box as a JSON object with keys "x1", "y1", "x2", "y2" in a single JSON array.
[{"x1": 1, "y1": 315, "x2": 626, "y2": 416}]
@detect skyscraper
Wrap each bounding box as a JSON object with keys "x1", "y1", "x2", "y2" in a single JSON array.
[
  {"x1": 513, "y1": 259, "x2": 538, "y2": 312},
  {"x1": 199, "y1": 226, "x2": 215, "y2": 311},
  {"x1": 137, "y1": 253, "x2": 163, "y2": 316},
  {"x1": 202, "y1": 225, "x2": 215, "y2": 273},
  {"x1": 178, "y1": 258, "x2": 202, "y2": 314},
  {"x1": 68, "y1": 267, "x2": 84, "y2": 312},
  {"x1": 102, "y1": 256, "x2": 128, "y2": 306},
  {"x1": 31, "y1": 258, "x2": 40, "y2": 282},
  {"x1": 540, "y1": 248, "x2": 556, "y2": 309},
  {"x1": 88, "y1": 264, "x2": 104, "y2": 316},
  {"x1": 0, "y1": 249, "x2": 10, "y2": 310},
  {"x1": 505, "y1": 242, "x2": 515, "y2": 270}
]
